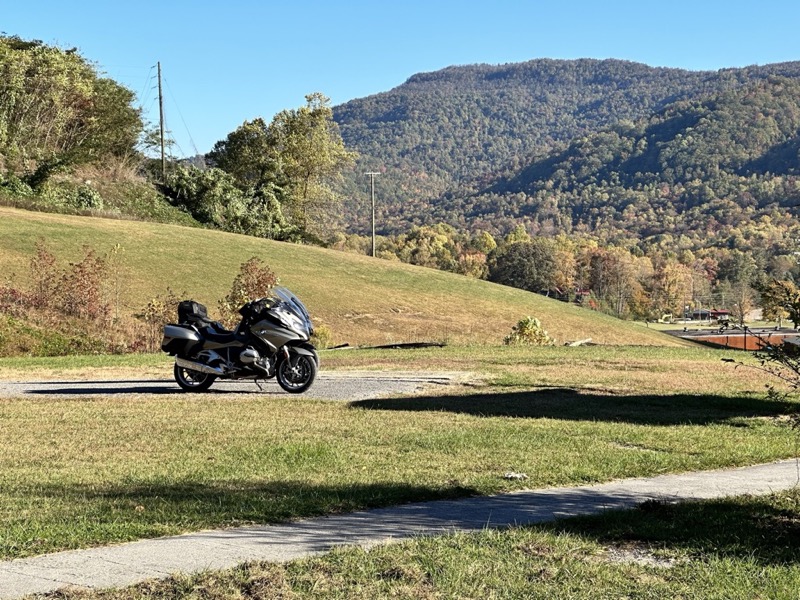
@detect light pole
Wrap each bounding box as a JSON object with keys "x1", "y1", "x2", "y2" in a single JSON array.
[{"x1": 365, "y1": 172, "x2": 380, "y2": 257}]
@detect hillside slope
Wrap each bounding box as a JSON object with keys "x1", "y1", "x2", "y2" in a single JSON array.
[
  {"x1": 333, "y1": 59, "x2": 800, "y2": 234},
  {"x1": 0, "y1": 207, "x2": 682, "y2": 347},
  {"x1": 430, "y1": 77, "x2": 800, "y2": 248}
]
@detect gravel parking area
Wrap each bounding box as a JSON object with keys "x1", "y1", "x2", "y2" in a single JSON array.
[{"x1": 0, "y1": 371, "x2": 469, "y2": 401}]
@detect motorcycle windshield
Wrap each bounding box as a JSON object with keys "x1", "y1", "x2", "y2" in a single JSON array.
[{"x1": 271, "y1": 287, "x2": 312, "y2": 327}]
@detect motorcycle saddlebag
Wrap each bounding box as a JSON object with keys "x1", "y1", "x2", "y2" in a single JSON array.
[
  {"x1": 161, "y1": 324, "x2": 202, "y2": 356},
  {"x1": 178, "y1": 300, "x2": 211, "y2": 326}
]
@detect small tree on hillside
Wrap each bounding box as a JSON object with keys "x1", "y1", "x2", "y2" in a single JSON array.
[
  {"x1": 489, "y1": 239, "x2": 559, "y2": 293},
  {"x1": 218, "y1": 257, "x2": 278, "y2": 327}
]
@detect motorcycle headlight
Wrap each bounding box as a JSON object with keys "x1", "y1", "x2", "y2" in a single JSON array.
[{"x1": 276, "y1": 307, "x2": 305, "y2": 334}]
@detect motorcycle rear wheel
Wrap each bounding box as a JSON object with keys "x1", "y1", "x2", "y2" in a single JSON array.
[
  {"x1": 276, "y1": 354, "x2": 317, "y2": 393},
  {"x1": 174, "y1": 363, "x2": 216, "y2": 392}
]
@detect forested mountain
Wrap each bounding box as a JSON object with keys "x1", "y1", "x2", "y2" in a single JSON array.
[
  {"x1": 427, "y1": 77, "x2": 800, "y2": 254},
  {"x1": 333, "y1": 59, "x2": 800, "y2": 235}
]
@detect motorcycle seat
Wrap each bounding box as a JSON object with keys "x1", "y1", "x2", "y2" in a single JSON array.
[
  {"x1": 204, "y1": 330, "x2": 238, "y2": 344},
  {"x1": 197, "y1": 321, "x2": 237, "y2": 344}
]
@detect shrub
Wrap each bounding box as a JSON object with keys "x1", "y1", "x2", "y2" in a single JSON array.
[
  {"x1": 218, "y1": 257, "x2": 278, "y2": 327},
  {"x1": 29, "y1": 241, "x2": 59, "y2": 309},
  {"x1": 0, "y1": 242, "x2": 134, "y2": 356},
  {"x1": 61, "y1": 246, "x2": 111, "y2": 322},
  {"x1": 311, "y1": 324, "x2": 333, "y2": 349},
  {"x1": 136, "y1": 289, "x2": 182, "y2": 353},
  {"x1": 74, "y1": 184, "x2": 103, "y2": 209},
  {"x1": 0, "y1": 174, "x2": 34, "y2": 197},
  {"x1": 503, "y1": 316, "x2": 555, "y2": 346}
]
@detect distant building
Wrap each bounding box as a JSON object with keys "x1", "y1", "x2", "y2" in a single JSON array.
[{"x1": 690, "y1": 308, "x2": 730, "y2": 321}]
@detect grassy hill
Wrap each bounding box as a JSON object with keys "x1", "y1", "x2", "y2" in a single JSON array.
[{"x1": 0, "y1": 206, "x2": 682, "y2": 348}]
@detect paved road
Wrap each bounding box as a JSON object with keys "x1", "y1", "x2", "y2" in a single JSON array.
[
  {"x1": 0, "y1": 459, "x2": 797, "y2": 599},
  {"x1": 0, "y1": 371, "x2": 468, "y2": 401}
]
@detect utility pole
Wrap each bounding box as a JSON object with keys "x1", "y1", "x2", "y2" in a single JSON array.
[
  {"x1": 158, "y1": 61, "x2": 166, "y2": 180},
  {"x1": 365, "y1": 172, "x2": 380, "y2": 257}
]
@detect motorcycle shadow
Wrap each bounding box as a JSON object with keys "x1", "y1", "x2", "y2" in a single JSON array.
[{"x1": 23, "y1": 380, "x2": 287, "y2": 396}]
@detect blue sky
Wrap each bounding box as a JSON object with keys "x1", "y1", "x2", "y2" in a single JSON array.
[{"x1": 4, "y1": 0, "x2": 799, "y2": 156}]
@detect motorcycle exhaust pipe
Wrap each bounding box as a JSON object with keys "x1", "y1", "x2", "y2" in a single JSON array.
[{"x1": 175, "y1": 357, "x2": 226, "y2": 376}]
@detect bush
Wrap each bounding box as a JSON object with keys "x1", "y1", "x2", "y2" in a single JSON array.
[
  {"x1": 0, "y1": 242, "x2": 124, "y2": 356},
  {"x1": 218, "y1": 257, "x2": 279, "y2": 327},
  {"x1": 74, "y1": 184, "x2": 103, "y2": 209},
  {"x1": 503, "y1": 316, "x2": 555, "y2": 346},
  {"x1": 0, "y1": 174, "x2": 34, "y2": 197},
  {"x1": 311, "y1": 324, "x2": 334, "y2": 349},
  {"x1": 164, "y1": 166, "x2": 290, "y2": 239},
  {"x1": 136, "y1": 289, "x2": 182, "y2": 353}
]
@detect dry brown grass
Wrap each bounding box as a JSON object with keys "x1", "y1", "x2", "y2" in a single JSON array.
[{"x1": 0, "y1": 207, "x2": 686, "y2": 349}]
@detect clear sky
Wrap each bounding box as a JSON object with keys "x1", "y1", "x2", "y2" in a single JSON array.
[{"x1": 4, "y1": 0, "x2": 799, "y2": 156}]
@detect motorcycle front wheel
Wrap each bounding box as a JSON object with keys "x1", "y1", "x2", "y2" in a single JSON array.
[
  {"x1": 276, "y1": 353, "x2": 317, "y2": 393},
  {"x1": 174, "y1": 363, "x2": 216, "y2": 392}
]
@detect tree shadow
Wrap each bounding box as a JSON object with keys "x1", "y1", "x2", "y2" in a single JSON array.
[
  {"x1": 25, "y1": 478, "x2": 479, "y2": 520},
  {"x1": 3, "y1": 479, "x2": 480, "y2": 558},
  {"x1": 350, "y1": 388, "x2": 798, "y2": 426},
  {"x1": 542, "y1": 491, "x2": 800, "y2": 566}
]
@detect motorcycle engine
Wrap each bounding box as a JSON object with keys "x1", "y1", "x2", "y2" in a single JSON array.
[{"x1": 239, "y1": 347, "x2": 261, "y2": 364}]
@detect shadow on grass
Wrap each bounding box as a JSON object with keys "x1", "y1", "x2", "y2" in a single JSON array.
[
  {"x1": 16, "y1": 478, "x2": 480, "y2": 527},
  {"x1": 544, "y1": 490, "x2": 800, "y2": 566},
  {"x1": 351, "y1": 388, "x2": 798, "y2": 426},
  {"x1": 1, "y1": 479, "x2": 480, "y2": 559}
]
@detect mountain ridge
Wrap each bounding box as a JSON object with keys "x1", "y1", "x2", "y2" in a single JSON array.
[{"x1": 333, "y1": 58, "x2": 800, "y2": 237}]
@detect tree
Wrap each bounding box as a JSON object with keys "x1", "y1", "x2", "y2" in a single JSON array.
[
  {"x1": 721, "y1": 279, "x2": 757, "y2": 327},
  {"x1": 488, "y1": 239, "x2": 558, "y2": 293},
  {"x1": 761, "y1": 279, "x2": 800, "y2": 328},
  {"x1": 502, "y1": 224, "x2": 531, "y2": 246},
  {"x1": 208, "y1": 93, "x2": 356, "y2": 235},
  {"x1": 0, "y1": 36, "x2": 142, "y2": 183},
  {"x1": 652, "y1": 259, "x2": 694, "y2": 316},
  {"x1": 268, "y1": 93, "x2": 357, "y2": 230},
  {"x1": 206, "y1": 118, "x2": 280, "y2": 192}
]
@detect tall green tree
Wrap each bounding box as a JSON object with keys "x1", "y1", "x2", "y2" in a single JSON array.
[
  {"x1": 488, "y1": 238, "x2": 559, "y2": 293},
  {"x1": 268, "y1": 93, "x2": 357, "y2": 230},
  {"x1": 208, "y1": 93, "x2": 356, "y2": 235},
  {"x1": 207, "y1": 118, "x2": 280, "y2": 192},
  {"x1": 0, "y1": 36, "x2": 142, "y2": 183}
]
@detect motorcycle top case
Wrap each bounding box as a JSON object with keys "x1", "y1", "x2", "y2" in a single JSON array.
[
  {"x1": 161, "y1": 324, "x2": 203, "y2": 356},
  {"x1": 178, "y1": 300, "x2": 212, "y2": 326}
]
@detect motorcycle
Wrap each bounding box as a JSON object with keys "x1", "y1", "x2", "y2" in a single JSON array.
[{"x1": 161, "y1": 287, "x2": 318, "y2": 393}]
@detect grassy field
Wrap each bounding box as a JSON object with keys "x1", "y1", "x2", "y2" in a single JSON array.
[
  {"x1": 55, "y1": 489, "x2": 800, "y2": 599},
  {"x1": 1, "y1": 345, "x2": 797, "y2": 561},
  {"x1": 0, "y1": 206, "x2": 684, "y2": 347},
  {"x1": 1, "y1": 206, "x2": 796, "y2": 596}
]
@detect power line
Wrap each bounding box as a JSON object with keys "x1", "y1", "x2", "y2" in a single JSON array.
[
  {"x1": 136, "y1": 65, "x2": 156, "y2": 111},
  {"x1": 164, "y1": 76, "x2": 200, "y2": 157}
]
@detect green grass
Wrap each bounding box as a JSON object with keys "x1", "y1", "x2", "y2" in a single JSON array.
[
  {"x1": 0, "y1": 344, "x2": 797, "y2": 560},
  {"x1": 0, "y1": 206, "x2": 685, "y2": 348},
  {"x1": 50, "y1": 489, "x2": 800, "y2": 599}
]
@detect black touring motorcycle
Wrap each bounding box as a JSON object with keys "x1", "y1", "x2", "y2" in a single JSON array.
[{"x1": 161, "y1": 287, "x2": 318, "y2": 393}]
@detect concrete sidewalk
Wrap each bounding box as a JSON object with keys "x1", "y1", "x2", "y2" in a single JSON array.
[{"x1": 1, "y1": 459, "x2": 798, "y2": 599}]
